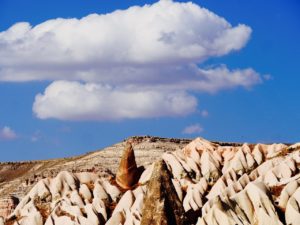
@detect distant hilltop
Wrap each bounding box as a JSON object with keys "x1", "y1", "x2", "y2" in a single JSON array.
[{"x1": 1, "y1": 136, "x2": 300, "y2": 225}]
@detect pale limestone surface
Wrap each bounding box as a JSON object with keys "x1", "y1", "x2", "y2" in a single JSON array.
[
  {"x1": 3, "y1": 137, "x2": 300, "y2": 225},
  {"x1": 0, "y1": 136, "x2": 190, "y2": 202}
]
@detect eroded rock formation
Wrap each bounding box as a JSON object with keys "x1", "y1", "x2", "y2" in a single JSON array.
[
  {"x1": 2, "y1": 137, "x2": 300, "y2": 225},
  {"x1": 0, "y1": 136, "x2": 189, "y2": 202},
  {"x1": 0, "y1": 196, "x2": 18, "y2": 218},
  {"x1": 116, "y1": 141, "x2": 142, "y2": 190},
  {"x1": 140, "y1": 160, "x2": 187, "y2": 225}
]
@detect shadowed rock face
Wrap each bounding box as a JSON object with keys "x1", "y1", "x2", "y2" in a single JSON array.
[
  {"x1": 116, "y1": 141, "x2": 141, "y2": 190},
  {"x1": 140, "y1": 160, "x2": 187, "y2": 225}
]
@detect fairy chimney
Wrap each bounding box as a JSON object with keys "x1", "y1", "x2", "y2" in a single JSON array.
[{"x1": 116, "y1": 140, "x2": 140, "y2": 189}]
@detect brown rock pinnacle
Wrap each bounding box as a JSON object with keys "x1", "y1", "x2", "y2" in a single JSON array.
[
  {"x1": 116, "y1": 141, "x2": 140, "y2": 190},
  {"x1": 140, "y1": 160, "x2": 187, "y2": 225}
]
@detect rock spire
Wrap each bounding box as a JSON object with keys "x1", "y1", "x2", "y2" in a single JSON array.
[
  {"x1": 116, "y1": 141, "x2": 140, "y2": 190},
  {"x1": 140, "y1": 160, "x2": 187, "y2": 225}
]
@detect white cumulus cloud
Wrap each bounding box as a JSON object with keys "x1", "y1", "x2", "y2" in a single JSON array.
[
  {"x1": 33, "y1": 80, "x2": 197, "y2": 121},
  {"x1": 0, "y1": 0, "x2": 263, "y2": 120},
  {"x1": 0, "y1": 126, "x2": 17, "y2": 140},
  {"x1": 0, "y1": 0, "x2": 252, "y2": 83},
  {"x1": 182, "y1": 124, "x2": 204, "y2": 134}
]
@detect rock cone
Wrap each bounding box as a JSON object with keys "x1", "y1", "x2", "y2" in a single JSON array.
[
  {"x1": 116, "y1": 141, "x2": 140, "y2": 190},
  {"x1": 140, "y1": 160, "x2": 187, "y2": 225}
]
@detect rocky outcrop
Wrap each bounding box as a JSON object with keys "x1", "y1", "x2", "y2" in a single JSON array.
[
  {"x1": 285, "y1": 185, "x2": 300, "y2": 225},
  {"x1": 0, "y1": 196, "x2": 18, "y2": 218},
  {"x1": 6, "y1": 171, "x2": 122, "y2": 225},
  {"x1": 140, "y1": 160, "x2": 187, "y2": 225},
  {"x1": 0, "y1": 136, "x2": 189, "y2": 201},
  {"x1": 2, "y1": 137, "x2": 300, "y2": 225},
  {"x1": 198, "y1": 181, "x2": 283, "y2": 225},
  {"x1": 116, "y1": 141, "x2": 142, "y2": 190},
  {"x1": 160, "y1": 138, "x2": 300, "y2": 225}
]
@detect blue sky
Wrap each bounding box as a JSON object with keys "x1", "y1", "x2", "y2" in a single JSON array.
[{"x1": 0, "y1": 0, "x2": 299, "y2": 161}]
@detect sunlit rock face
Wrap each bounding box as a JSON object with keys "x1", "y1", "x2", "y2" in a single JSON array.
[
  {"x1": 116, "y1": 141, "x2": 142, "y2": 190},
  {"x1": 3, "y1": 137, "x2": 300, "y2": 225}
]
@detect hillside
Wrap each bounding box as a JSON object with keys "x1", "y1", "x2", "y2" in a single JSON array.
[
  {"x1": 1, "y1": 136, "x2": 300, "y2": 225},
  {"x1": 0, "y1": 136, "x2": 191, "y2": 201}
]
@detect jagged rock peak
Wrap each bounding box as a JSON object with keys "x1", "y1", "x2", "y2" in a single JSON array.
[
  {"x1": 140, "y1": 160, "x2": 187, "y2": 225},
  {"x1": 116, "y1": 140, "x2": 141, "y2": 190}
]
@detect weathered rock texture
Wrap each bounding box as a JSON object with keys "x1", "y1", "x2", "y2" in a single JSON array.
[
  {"x1": 0, "y1": 196, "x2": 18, "y2": 218},
  {"x1": 116, "y1": 141, "x2": 142, "y2": 190},
  {"x1": 140, "y1": 160, "x2": 187, "y2": 225},
  {"x1": 0, "y1": 136, "x2": 190, "y2": 200},
  {"x1": 1, "y1": 136, "x2": 300, "y2": 225}
]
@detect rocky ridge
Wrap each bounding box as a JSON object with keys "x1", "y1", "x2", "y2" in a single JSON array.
[
  {"x1": 0, "y1": 136, "x2": 190, "y2": 200},
  {"x1": 1, "y1": 136, "x2": 300, "y2": 225}
]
